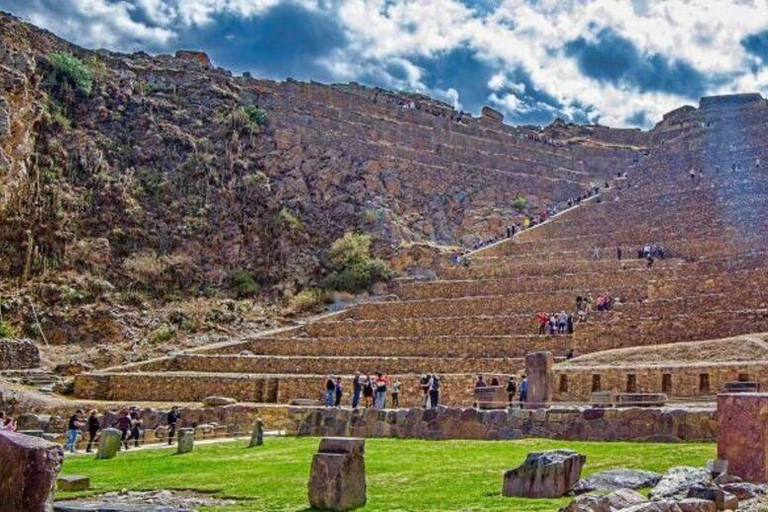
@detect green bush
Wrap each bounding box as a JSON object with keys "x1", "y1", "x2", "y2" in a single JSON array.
[
  {"x1": 148, "y1": 324, "x2": 175, "y2": 344},
  {"x1": 512, "y1": 193, "x2": 527, "y2": 212},
  {"x1": 277, "y1": 208, "x2": 302, "y2": 232},
  {"x1": 242, "y1": 105, "x2": 267, "y2": 127},
  {"x1": 48, "y1": 52, "x2": 93, "y2": 95},
  {"x1": 323, "y1": 232, "x2": 392, "y2": 293},
  {"x1": 0, "y1": 321, "x2": 17, "y2": 339},
  {"x1": 229, "y1": 270, "x2": 259, "y2": 298}
]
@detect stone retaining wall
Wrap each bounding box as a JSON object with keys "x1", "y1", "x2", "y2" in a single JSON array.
[
  {"x1": 288, "y1": 405, "x2": 717, "y2": 442},
  {"x1": 0, "y1": 339, "x2": 40, "y2": 370}
]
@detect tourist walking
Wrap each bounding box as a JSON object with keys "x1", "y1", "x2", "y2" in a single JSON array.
[
  {"x1": 475, "y1": 375, "x2": 487, "y2": 388},
  {"x1": 167, "y1": 406, "x2": 180, "y2": 445},
  {"x1": 85, "y1": 410, "x2": 100, "y2": 453},
  {"x1": 325, "y1": 377, "x2": 335, "y2": 407},
  {"x1": 519, "y1": 376, "x2": 528, "y2": 409},
  {"x1": 65, "y1": 409, "x2": 84, "y2": 453},
  {"x1": 428, "y1": 374, "x2": 440, "y2": 408},
  {"x1": 128, "y1": 406, "x2": 142, "y2": 448},
  {"x1": 506, "y1": 377, "x2": 517, "y2": 406},
  {"x1": 334, "y1": 377, "x2": 343, "y2": 407},
  {"x1": 114, "y1": 409, "x2": 132, "y2": 450},
  {"x1": 391, "y1": 379, "x2": 400, "y2": 408},
  {"x1": 352, "y1": 372, "x2": 362, "y2": 409}
]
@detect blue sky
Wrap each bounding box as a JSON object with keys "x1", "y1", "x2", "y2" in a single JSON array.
[{"x1": 5, "y1": 0, "x2": 768, "y2": 128}]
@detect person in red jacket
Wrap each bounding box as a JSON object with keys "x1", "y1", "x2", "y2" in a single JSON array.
[{"x1": 536, "y1": 311, "x2": 549, "y2": 335}]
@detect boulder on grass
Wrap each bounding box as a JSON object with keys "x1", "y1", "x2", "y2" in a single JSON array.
[
  {"x1": 95, "y1": 428, "x2": 122, "y2": 460},
  {"x1": 574, "y1": 469, "x2": 662, "y2": 493},
  {"x1": 0, "y1": 430, "x2": 64, "y2": 512},
  {"x1": 503, "y1": 449, "x2": 586, "y2": 498},
  {"x1": 248, "y1": 419, "x2": 264, "y2": 448},
  {"x1": 649, "y1": 467, "x2": 712, "y2": 500},
  {"x1": 308, "y1": 437, "x2": 366, "y2": 511},
  {"x1": 57, "y1": 475, "x2": 90, "y2": 492},
  {"x1": 176, "y1": 429, "x2": 194, "y2": 454}
]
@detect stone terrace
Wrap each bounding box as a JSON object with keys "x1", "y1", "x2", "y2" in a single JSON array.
[{"x1": 74, "y1": 94, "x2": 768, "y2": 406}]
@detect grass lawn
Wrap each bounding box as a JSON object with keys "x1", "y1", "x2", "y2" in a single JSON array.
[{"x1": 59, "y1": 437, "x2": 715, "y2": 511}]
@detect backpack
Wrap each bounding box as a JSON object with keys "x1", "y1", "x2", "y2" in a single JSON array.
[{"x1": 431, "y1": 377, "x2": 440, "y2": 390}]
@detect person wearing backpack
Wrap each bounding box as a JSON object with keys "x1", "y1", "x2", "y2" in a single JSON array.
[{"x1": 506, "y1": 377, "x2": 517, "y2": 406}]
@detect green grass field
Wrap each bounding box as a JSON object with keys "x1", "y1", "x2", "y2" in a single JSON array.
[{"x1": 59, "y1": 437, "x2": 715, "y2": 511}]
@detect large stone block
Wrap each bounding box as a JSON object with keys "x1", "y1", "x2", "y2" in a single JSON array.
[
  {"x1": 308, "y1": 437, "x2": 366, "y2": 511},
  {"x1": 525, "y1": 351, "x2": 553, "y2": 409},
  {"x1": 95, "y1": 428, "x2": 122, "y2": 460},
  {"x1": 56, "y1": 475, "x2": 90, "y2": 492},
  {"x1": 502, "y1": 449, "x2": 586, "y2": 498},
  {"x1": 177, "y1": 428, "x2": 194, "y2": 454},
  {"x1": 717, "y1": 393, "x2": 768, "y2": 482},
  {"x1": 248, "y1": 419, "x2": 264, "y2": 447},
  {"x1": 0, "y1": 430, "x2": 64, "y2": 512}
]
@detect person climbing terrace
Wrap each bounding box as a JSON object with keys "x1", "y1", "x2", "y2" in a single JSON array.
[
  {"x1": 519, "y1": 375, "x2": 528, "y2": 409},
  {"x1": 85, "y1": 409, "x2": 100, "y2": 453},
  {"x1": 506, "y1": 377, "x2": 517, "y2": 406},
  {"x1": 536, "y1": 311, "x2": 549, "y2": 335},
  {"x1": 352, "y1": 371, "x2": 362, "y2": 409},
  {"x1": 475, "y1": 375, "x2": 487, "y2": 388},
  {"x1": 324, "y1": 377, "x2": 336, "y2": 407},
  {"x1": 65, "y1": 409, "x2": 84, "y2": 453},
  {"x1": 334, "y1": 376, "x2": 344, "y2": 407},
  {"x1": 166, "y1": 406, "x2": 180, "y2": 445}
]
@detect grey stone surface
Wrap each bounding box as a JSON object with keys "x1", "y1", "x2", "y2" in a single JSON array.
[
  {"x1": 561, "y1": 488, "x2": 647, "y2": 511},
  {"x1": 503, "y1": 449, "x2": 586, "y2": 498},
  {"x1": 96, "y1": 428, "x2": 122, "y2": 460},
  {"x1": 574, "y1": 469, "x2": 662, "y2": 493},
  {"x1": 721, "y1": 481, "x2": 765, "y2": 499},
  {"x1": 57, "y1": 475, "x2": 90, "y2": 492},
  {"x1": 677, "y1": 498, "x2": 716, "y2": 512},
  {"x1": 0, "y1": 430, "x2": 64, "y2": 512},
  {"x1": 649, "y1": 467, "x2": 712, "y2": 500},
  {"x1": 176, "y1": 429, "x2": 194, "y2": 454},
  {"x1": 308, "y1": 437, "x2": 366, "y2": 511},
  {"x1": 54, "y1": 502, "x2": 191, "y2": 511},
  {"x1": 248, "y1": 419, "x2": 263, "y2": 448}
]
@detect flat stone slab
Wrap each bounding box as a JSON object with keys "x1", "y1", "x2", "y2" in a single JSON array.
[
  {"x1": 54, "y1": 501, "x2": 192, "y2": 511},
  {"x1": 57, "y1": 475, "x2": 91, "y2": 492},
  {"x1": 574, "y1": 468, "x2": 662, "y2": 493},
  {"x1": 503, "y1": 449, "x2": 586, "y2": 498},
  {"x1": 723, "y1": 381, "x2": 760, "y2": 393},
  {"x1": 615, "y1": 393, "x2": 667, "y2": 407}
]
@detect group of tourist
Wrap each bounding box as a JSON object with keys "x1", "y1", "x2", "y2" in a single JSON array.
[
  {"x1": 323, "y1": 373, "x2": 442, "y2": 409},
  {"x1": 639, "y1": 244, "x2": 666, "y2": 268},
  {"x1": 0, "y1": 411, "x2": 17, "y2": 432},
  {"x1": 474, "y1": 375, "x2": 529, "y2": 408},
  {"x1": 325, "y1": 373, "x2": 402, "y2": 409},
  {"x1": 61, "y1": 405, "x2": 181, "y2": 453},
  {"x1": 535, "y1": 310, "x2": 574, "y2": 335}
]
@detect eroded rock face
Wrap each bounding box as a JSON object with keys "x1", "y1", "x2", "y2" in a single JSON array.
[
  {"x1": 0, "y1": 430, "x2": 64, "y2": 512},
  {"x1": 308, "y1": 437, "x2": 366, "y2": 511},
  {"x1": 503, "y1": 449, "x2": 586, "y2": 498},
  {"x1": 717, "y1": 393, "x2": 768, "y2": 483},
  {"x1": 649, "y1": 467, "x2": 712, "y2": 500},
  {"x1": 574, "y1": 469, "x2": 662, "y2": 493}
]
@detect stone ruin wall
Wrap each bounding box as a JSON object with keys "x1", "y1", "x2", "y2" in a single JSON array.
[
  {"x1": 0, "y1": 339, "x2": 40, "y2": 370},
  {"x1": 553, "y1": 361, "x2": 768, "y2": 402},
  {"x1": 288, "y1": 405, "x2": 716, "y2": 442}
]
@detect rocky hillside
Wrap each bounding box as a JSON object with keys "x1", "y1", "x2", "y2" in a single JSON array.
[{"x1": 0, "y1": 12, "x2": 645, "y2": 369}]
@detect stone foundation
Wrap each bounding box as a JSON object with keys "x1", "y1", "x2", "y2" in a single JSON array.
[{"x1": 288, "y1": 405, "x2": 717, "y2": 442}]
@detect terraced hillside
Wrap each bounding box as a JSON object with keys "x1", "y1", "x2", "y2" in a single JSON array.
[{"x1": 72, "y1": 93, "x2": 768, "y2": 406}]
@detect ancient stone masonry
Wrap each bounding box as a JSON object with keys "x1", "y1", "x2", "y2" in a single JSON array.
[
  {"x1": 288, "y1": 405, "x2": 717, "y2": 442},
  {"x1": 0, "y1": 338, "x2": 40, "y2": 370},
  {"x1": 717, "y1": 393, "x2": 768, "y2": 483},
  {"x1": 502, "y1": 449, "x2": 586, "y2": 498},
  {"x1": 308, "y1": 438, "x2": 366, "y2": 511},
  {"x1": 0, "y1": 430, "x2": 64, "y2": 512}
]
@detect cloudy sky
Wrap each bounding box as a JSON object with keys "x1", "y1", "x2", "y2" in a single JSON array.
[{"x1": 5, "y1": 0, "x2": 768, "y2": 128}]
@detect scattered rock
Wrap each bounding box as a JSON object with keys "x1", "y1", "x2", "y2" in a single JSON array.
[
  {"x1": 624, "y1": 500, "x2": 683, "y2": 511},
  {"x1": 503, "y1": 449, "x2": 586, "y2": 498},
  {"x1": 54, "y1": 489, "x2": 237, "y2": 511},
  {"x1": 561, "y1": 488, "x2": 647, "y2": 511},
  {"x1": 202, "y1": 396, "x2": 237, "y2": 407},
  {"x1": 721, "y1": 481, "x2": 765, "y2": 500},
  {"x1": 686, "y1": 486, "x2": 738, "y2": 510},
  {"x1": 574, "y1": 469, "x2": 662, "y2": 493},
  {"x1": 649, "y1": 467, "x2": 712, "y2": 500},
  {"x1": 677, "y1": 498, "x2": 716, "y2": 512}
]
